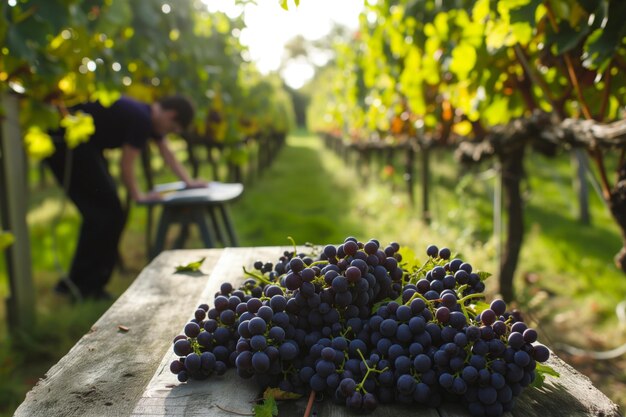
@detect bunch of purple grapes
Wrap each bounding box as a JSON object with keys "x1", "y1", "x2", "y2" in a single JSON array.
[{"x1": 169, "y1": 238, "x2": 551, "y2": 417}]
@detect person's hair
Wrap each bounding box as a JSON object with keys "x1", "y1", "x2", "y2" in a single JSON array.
[{"x1": 158, "y1": 95, "x2": 195, "y2": 129}]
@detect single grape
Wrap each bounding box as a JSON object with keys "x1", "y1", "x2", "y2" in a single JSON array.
[
  {"x1": 438, "y1": 247, "x2": 451, "y2": 260},
  {"x1": 185, "y1": 353, "x2": 201, "y2": 373},
  {"x1": 533, "y1": 344, "x2": 550, "y2": 362},
  {"x1": 480, "y1": 309, "x2": 497, "y2": 326},
  {"x1": 184, "y1": 322, "x2": 201, "y2": 338},
  {"x1": 490, "y1": 299, "x2": 506, "y2": 316},
  {"x1": 173, "y1": 339, "x2": 192, "y2": 357},
  {"x1": 426, "y1": 245, "x2": 439, "y2": 258},
  {"x1": 248, "y1": 317, "x2": 267, "y2": 335},
  {"x1": 251, "y1": 351, "x2": 270, "y2": 373}
]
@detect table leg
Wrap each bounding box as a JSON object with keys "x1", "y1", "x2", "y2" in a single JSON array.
[
  {"x1": 208, "y1": 206, "x2": 227, "y2": 246},
  {"x1": 191, "y1": 209, "x2": 215, "y2": 249},
  {"x1": 151, "y1": 207, "x2": 172, "y2": 259},
  {"x1": 174, "y1": 221, "x2": 191, "y2": 249},
  {"x1": 218, "y1": 204, "x2": 239, "y2": 247}
]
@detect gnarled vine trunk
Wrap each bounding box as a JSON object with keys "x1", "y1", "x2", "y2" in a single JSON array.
[
  {"x1": 610, "y1": 163, "x2": 626, "y2": 272},
  {"x1": 499, "y1": 145, "x2": 525, "y2": 302}
]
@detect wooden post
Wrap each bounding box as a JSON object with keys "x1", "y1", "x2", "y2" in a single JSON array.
[{"x1": 0, "y1": 92, "x2": 35, "y2": 331}]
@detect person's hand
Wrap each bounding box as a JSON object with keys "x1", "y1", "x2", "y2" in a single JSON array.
[
  {"x1": 136, "y1": 190, "x2": 163, "y2": 203},
  {"x1": 185, "y1": 179, "x2": 209, "y2": 189}
]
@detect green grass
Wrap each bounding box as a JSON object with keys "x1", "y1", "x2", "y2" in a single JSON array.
[{"x1": 1, "y1": 130, "x2": 625, "y2": 415}]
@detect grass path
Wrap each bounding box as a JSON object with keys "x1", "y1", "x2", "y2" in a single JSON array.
[{"x1": 230, "y1": 131, "x2": 361, "y2": 246}]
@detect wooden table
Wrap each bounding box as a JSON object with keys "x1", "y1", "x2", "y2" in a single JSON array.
[
  {"x1": 138, "y1": 182, "x2": 243, "y2": 258},
  {"x1": 15, "y1": 247, "x2": 622, "y2": 417}
]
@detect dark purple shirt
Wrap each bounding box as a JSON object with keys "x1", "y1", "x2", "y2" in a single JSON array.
[{"x1": 71, "y1": 97, "x2": 162, "y2": 150}]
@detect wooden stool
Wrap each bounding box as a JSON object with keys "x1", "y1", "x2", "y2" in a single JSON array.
[{"x1": 138, "y1": 181, "x2": 243, "y2": 259}]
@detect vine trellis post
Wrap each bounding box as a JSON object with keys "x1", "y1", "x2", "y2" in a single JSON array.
[{"x1": 0, "y1": 92, "x2": 35, "y2": 332}]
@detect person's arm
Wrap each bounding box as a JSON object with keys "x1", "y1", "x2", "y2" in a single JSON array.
[
  {"x1": 155, "y1": 137, "x2": 207, "y2": 188},
  {"x1": 120, "y1": 144, "x2": 161, "y2": 202}
]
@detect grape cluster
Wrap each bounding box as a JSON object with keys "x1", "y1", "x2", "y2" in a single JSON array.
[{"x1": 169, "y1": 238, "x2": 550, "y2": 416}]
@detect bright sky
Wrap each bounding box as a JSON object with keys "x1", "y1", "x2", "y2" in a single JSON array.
[{"x1": 202, "y1": 0, "x2": 364, "y2": 89}]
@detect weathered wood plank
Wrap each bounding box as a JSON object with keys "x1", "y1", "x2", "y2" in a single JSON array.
[
  {"x1": 436, "y1": 351, "x2": 623, "y2": 417},
  {"x1": 130, "y1": 246, "x2": 288, "y2": 417},
  {"x1": 15, "y1": 246, "x2": 624, "y2": 417},
  {"x1": 511, "y1": 353, "x2": 622, "y2": 417},
  {"x1": 14, "y1": 249, "x2": 225, "y2": 417},
  {"x1": 278, "y1": 393, "x2": 443, "y2": 417}
]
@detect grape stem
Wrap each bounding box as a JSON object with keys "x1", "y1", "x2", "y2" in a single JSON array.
[
  {"x1": 403, "y1": 291, "x2": 431, "y2": 306},
  {"x1": 287, "y1": 236, "x2": 298, "y2": 257},
  {"x1": 407, "y1": 259, "x2": 435, "y2": 285},
  {"x1": 355, "y1": 348, "x2": 388, "y2": 394},
  {"x1": 457, "y1": 293, "x2": 484, "y2": 320},
  {"x1": 242, "y1": 267, "x2": 273, "y2": 286},
  {"x1": 303, "y1": 390, "x2": 316, "y2": 417},
  {"x1": 307, "y1": 260, "x2": 329, "y2": 268},
  {"x1": 458, "y1": 293, "x2": 485, "y2": 304}
]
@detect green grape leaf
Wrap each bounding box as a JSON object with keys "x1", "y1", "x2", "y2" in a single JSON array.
[
  {"x1": 546, "y1": 21, "x2": 590, "y2": 55},
  {"x1": 254, "y1": 395, "x2": 278, "y2": 417},
  {"x1": 477, "y1": 271, "x2": 492, "y2": 281},
  {"x1": 0, "y1": 231, "x2": 15, "y2": 251},
  {"x1": 450, "y1": 43, "x2": 477, "y2": 80},
  {"x1": 482, "y1": 96, "x2": 511, "y2": 126},
  {"x1": 10, "y1": 12, "x2": 51, "y2": 53},
  {"x1": 511, "y1": 22, "x2": 533, "y2": 45},
  {"x1": 434, "y1": 12, "x2": 449, "y2": 40},
  {"x1": 22, "y1": 101, "x2": 60, "y2": 132},
  {"x1": 133, "y1": 1, "x2": 161, "y2": 27},
  {"x1": 175, "y1": 257, "x2": 206, "y2": 272},
  {"x1": 577, "y1": 0, "x2": 601, "y2": 14},
  {"x1": 61, "y1": 112, "x2": 95, "y2": 149},
  {"x1": 531, "y1": 363, "x2": 560, "y2": 388},
  {"x1": 398, "y1": 246, "x2": 421, "y2": 272},
  {"x1": 509, "y1": 0, "x2": 541, "y2": 25},
  {"x1": 30, "y1": 0, "x2": 70, "y2": 34},
  {"x1": 279, "y1": 0, "x2": 288, "y2": 11},
  {"x1": 23, "y1": 127, "x2": 55, "y2": 160},
  {"x1": 472, "y1": 300, "x2": 491, "y2": 315},
  {"x1": 91, "y1": 89, "x2": 121, "y2": 107},
  {"x1": 584, "y1": 1, "x2": 626, "y2": 70},
  {"x1": 98, "y1": 0, "x2": 132, "y2": 31},
  {"x1": 472, "y1": 0, "x2": 490, "y2": 23}
]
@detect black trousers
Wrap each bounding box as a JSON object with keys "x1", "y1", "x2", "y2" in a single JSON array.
[{"x1": 45, "y1": 141, "x2": 125, "y2": 296}]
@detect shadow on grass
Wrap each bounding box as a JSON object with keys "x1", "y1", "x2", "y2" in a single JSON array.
[{"x1": 525, "y1": 203, "x2": 622, "y2": 267}]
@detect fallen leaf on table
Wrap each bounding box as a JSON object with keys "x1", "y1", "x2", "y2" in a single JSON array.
[
  {"x1": 175, "y1": 257, "x2": 206, "y2": 272},
  {"x1": 253, "y1": 396, "x2": 277, "y2": 417}
]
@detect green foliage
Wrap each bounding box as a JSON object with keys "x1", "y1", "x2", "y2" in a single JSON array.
[
  {"x1": 253, "y1": 396, "x2": 278, "y2": 417},
  {"x1": 307, "y1": 0, "x2": 626, "y2": 139},
  {"x1": 60, "y1": 112, "x2": 95, "y2": 149},
  {"x1": 1, "y1": 0, "x2": 293, "y2": 158},
  {"x1": 532, "y1": 362, "x2": 561, "y2": 388}
]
